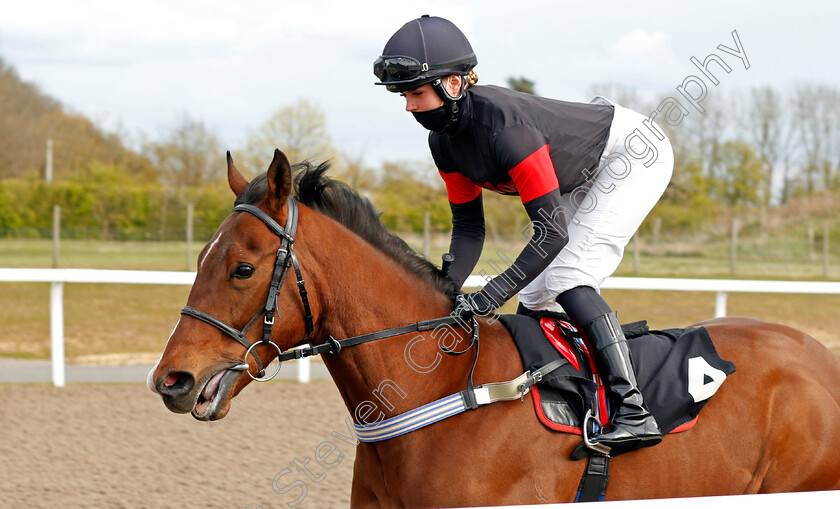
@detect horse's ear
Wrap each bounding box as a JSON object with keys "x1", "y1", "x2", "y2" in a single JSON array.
[
  {"x1": 227, "y1": 151, "x2": 249, "y2": 196},
  {"x1": 266, "y1": 149, "x2": 293, "y2": 203}
]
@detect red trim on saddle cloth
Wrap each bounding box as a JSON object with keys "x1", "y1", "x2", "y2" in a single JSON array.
[
  {"x1": 532, "y1": 317, "x2": 704, "y2": 435},
  {"x1": 670, "y1": 416, "x2": 699, "y2": 433},
  {"x1": 531, "y1": 386, "x2": 583, "y2": 435},
  {"x1": 531, "y1": 384, "x2": 698, "y2": 435}
]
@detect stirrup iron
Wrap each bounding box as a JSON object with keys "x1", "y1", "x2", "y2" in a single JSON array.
[{"x1": 582, "y1": 409, "x2": 611, "y2": 456}]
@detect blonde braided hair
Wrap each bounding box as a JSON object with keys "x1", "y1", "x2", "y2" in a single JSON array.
[{"x1": 465, "y1": 69, "x2": 479, "y2": 88}]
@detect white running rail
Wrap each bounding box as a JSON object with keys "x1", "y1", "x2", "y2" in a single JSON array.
[{"x1": 3, "y1": 268, "x2": 840, "y2": 387}]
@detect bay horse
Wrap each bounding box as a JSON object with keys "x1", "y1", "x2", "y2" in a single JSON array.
[{"x1": 149, "y1": 149, "x2": 840, "y2": 506}]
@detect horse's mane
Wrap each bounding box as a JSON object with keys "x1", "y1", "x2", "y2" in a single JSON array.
[{"x1": 234, "y1": 162, "x2": 451, "y2": 294}]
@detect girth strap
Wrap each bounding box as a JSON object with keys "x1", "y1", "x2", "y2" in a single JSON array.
[
  {"x1": 353, "y1": 358, "x2": 568, "y2": 443},
  {"x1": 575, "y1": 453, "x2": 610, "y2": 502}
]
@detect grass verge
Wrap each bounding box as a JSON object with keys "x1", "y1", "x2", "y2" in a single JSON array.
[{"x1": 2, "y1": 238, "x2": 838, "y2": 361}]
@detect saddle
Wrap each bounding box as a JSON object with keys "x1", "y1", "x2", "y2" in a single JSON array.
[{"x1": 498, "y1": 312, "x2": 736, "y2": 439}]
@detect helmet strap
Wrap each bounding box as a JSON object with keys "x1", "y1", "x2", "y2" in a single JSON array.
[
  {"x1": 431, "y1": 76, "x2": 465, "y2": 103},
  {"x1": 430, "y1": 78, "x2": 463, "y2": 133},
  {"x1": 445, "y1": 100, "x2": 461, "y2": 134}
]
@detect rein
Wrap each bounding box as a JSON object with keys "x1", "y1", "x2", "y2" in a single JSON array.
[
  {"x1": 275, "y1": 315, "x2": 476, "y2": 362},
  {"x1": 179, "y1": 196, "x2": 479, "y2": 384},
  {"x1": 180, "y1": 195, "x2": 566, "y2": 445}
]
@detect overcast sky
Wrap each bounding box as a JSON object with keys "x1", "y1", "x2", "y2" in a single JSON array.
[{"x1": 1, "y1": 0, "x2": 838, "y2": 168}]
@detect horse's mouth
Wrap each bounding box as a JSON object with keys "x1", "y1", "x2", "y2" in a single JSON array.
[{"x1": 191, "y1": 368, "x2": 241, "y2": 421}]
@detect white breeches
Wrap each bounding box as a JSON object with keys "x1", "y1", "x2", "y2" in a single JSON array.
[{"x1": 518, "y1": 97, "x2": 674, "y2": 312}]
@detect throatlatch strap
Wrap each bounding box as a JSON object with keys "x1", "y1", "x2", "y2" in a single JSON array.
[
  {"x1": 292, "y1": 252, "x2": 314, "y2": 338},
  {"x1": 575, "y1": 454, "x2": 610, "y2": 502}
]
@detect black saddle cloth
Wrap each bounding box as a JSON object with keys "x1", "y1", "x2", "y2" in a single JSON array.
[{"x1": 498, "y1": 312, "x2": 736, "y2": 435}]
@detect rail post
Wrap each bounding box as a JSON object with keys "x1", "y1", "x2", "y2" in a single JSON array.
[
  {"x1": 715, "y1": 291, "x2": 728, "y2": 318},
  {"x1": 50, "y1": 281, "x2": 65, "y2": 387},
  {"x1": 298, "y1": 357, "x2": 311, "y2": 383}
]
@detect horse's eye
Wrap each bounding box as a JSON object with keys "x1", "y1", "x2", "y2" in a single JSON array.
[{"x1": 232, "y1": 264, "x2": 255, "y2": 279}]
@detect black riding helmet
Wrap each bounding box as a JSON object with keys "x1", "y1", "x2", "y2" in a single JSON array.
[{"x1": 374, "y1": 15, "x2": 477, "y2": 99}]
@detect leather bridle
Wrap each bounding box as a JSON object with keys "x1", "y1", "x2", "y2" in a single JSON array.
[
  {"x1": 179, "y1": 195, "x2": 479, "y2": 386},
  {"x1": 180, "y1": 196, "x2": 314, "y2": 381}
]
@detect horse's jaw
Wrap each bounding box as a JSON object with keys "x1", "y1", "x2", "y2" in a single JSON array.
[
  {"x1": 154, "y1": 363, "x2": 246, "y2": 421},
  {"x1": 190, "y1": 368, "x2": 244, "y2": 421}
]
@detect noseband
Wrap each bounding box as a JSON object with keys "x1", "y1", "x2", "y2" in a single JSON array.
[
  {"x1": 180, "y1": 196, "x2": 314, "y2": 381},
  {"x1": 180, "y1": 195, "x2": 477, "y2": 385}
]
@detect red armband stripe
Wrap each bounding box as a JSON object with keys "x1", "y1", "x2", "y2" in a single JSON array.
[
  {"x1": 439, "y1": 169, "x2": 481, "y2": 204},
  {"x1": 509, "y1": 145, "x2": 559, "y2": 202}
]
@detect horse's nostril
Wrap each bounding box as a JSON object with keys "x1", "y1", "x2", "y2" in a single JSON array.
[{"x1": 157, "y1": 371, "x2": 195, "y2": 397}]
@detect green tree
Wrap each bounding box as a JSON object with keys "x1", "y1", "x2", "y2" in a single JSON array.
[
  {"x1": 0, "y1": 57, "x2": 61, "y2": 178},
  {"x1": 185, "y1": 179, "x2": 239, "y2": 238},
  {"x1": 375, "y1": 161, "x2": 450, "y2": 232},
  {"x1": 743, "y1": 87, "x2": 792, "y2": 205},
  {"x1": 507, "y1": 76, "x2": 537, "y2": 95},
  {"x1": 715, "y1": 141, "x2": 764, "y2": 207},
  {"x1": 482, "y1": 192, "x2": 531, "y2": 244},
  {"x1": 331, "y1": 152, "x2": 377, "y2": 194},
  {"x1": 652, "y1": 156, "x2": 718, "y2": 231},
  {"x1": 791, "y1": 84, "x2": 840, "y2": 194},
  {"x1": 1, "y1": 57, "x2": 156, "y2": 182},
  {"x1": 242, "y1": 99, "x2": 337, "y2": 172},
  {"x1": 146, "y1": 113, "x2": 222, "y2": 189}
]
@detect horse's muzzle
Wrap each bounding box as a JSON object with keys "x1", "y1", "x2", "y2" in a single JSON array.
[{"x1": 155, "y1": 371, "x2": 198, "y2": 414}]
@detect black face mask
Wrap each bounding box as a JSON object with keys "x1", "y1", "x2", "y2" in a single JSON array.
[{"x1": 412, "y1": 105, "x2": 449, "y2": 132}]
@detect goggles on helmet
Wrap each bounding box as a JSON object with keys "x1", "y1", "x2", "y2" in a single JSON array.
[
  {"x1": 373, "y1": 56, "x2": 431, "y2": 82},
  {"x1": 373, "y1": 53, "x2": 476, "y2": 83}
]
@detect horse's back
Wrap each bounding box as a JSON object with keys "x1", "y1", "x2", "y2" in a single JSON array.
[
  {"x1": 696, "y1": 316, "x2": 840, "y2": 492},
  {"x1": 699, "y1": 316, "x2": 840, "y2": 394}
]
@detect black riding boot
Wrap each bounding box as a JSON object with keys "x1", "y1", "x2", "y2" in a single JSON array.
[{"x1": 582, "y1": 312, "x2": 662, "y2": 451}]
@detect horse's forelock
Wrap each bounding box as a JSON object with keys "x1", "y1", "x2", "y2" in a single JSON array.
[
  {"x1": 234, "y1": 162, "x2": 323, "y2": 207},
  {"x1": 233, "y1": 173, "x2": 265, "y2": 206}
]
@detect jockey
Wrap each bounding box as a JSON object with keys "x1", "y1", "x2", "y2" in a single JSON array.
[{"x1": 374, "y1": 15, "x2": 673, "y2": 452}]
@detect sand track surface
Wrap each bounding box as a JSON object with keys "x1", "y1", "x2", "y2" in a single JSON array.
[{"x1": 0, "y1": 381, "x2": 356, "y2": 508}]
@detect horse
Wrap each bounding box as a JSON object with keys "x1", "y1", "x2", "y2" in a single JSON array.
[{"x1": 149, "y1": 149, "x2": 840, "y2": 506}]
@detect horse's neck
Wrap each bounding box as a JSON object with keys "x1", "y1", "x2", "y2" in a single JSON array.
[
  {"x1": 299, "y1": 211, "x2": 485, "y2": 416},
  {"x1": 304, "y1": 219, "x2": 452, "y2": 340}
]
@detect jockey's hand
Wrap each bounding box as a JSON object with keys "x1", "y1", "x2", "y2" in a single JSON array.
[{"x1": 452, "y1": 292, "x2": 496, "y2": 317}]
